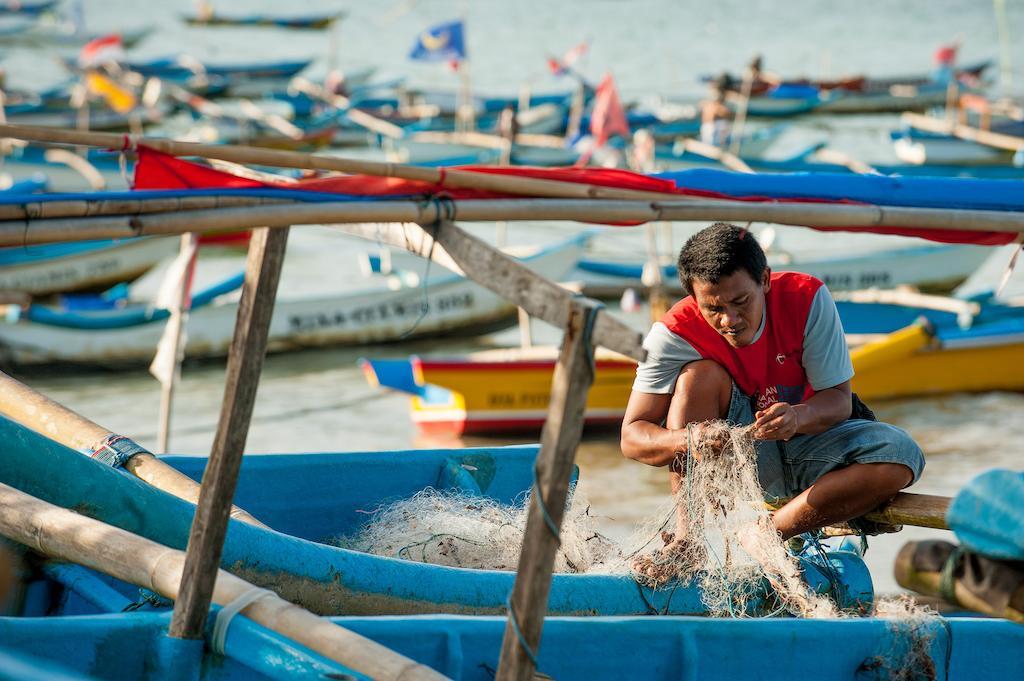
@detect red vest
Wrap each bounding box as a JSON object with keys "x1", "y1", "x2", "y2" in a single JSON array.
[{"x1": 660, "y1": 272, "x2": 823, "y2": 411}]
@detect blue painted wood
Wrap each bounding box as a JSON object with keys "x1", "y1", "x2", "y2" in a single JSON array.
[
  {"x1": 0, "y1": 415, "x2": 869, "y2": 617},
  {"x1": 0, "y1": 613, "x2": 368, "y2": 680}
]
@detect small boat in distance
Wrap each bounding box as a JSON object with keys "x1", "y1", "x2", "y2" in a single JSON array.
[{"x1": 182, "y1": 10, "x2": 345, "y2": 30}]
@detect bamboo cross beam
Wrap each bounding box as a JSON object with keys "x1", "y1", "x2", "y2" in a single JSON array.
[
  {"x1": 768, "y1": 492, "x2": 951, "y2": 530},
  {"x1": 0, "y1": 370, "x2": 265, "y2": 528},
  {"x1": 497, "y1": 300, "x2": 598, "y2": 681},
  {"x1": 0, "y1": 194, "x2": 287, "y2": 222},
  {"x1": 170, "y1": 226, "x2": 290, "y2": 640},
  {"x1": 0, "y1": 123, "x2": 680, "y2": 201},
  {"x1": 1, "y1": 198, "x2": 1022, "y2": 249},
  {"x1": 0, "y1": 482, "x2": 447, "y2": 681}
]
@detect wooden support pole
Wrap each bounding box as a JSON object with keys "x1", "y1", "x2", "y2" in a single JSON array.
[
  {"x1": 169, "y1": 225, "x2": 289, "y2": 640},
  {"x1": 424, "y1": 220, "x2": 645, "y2": 361},
  {"x1": 0, "y1": 483, "x2": 447, "y2": 681},
  {"x1": 496, "y1": 299, "x2": 598, "y2": 681},
  {"x1": 0, "y1": 369, "x2": 265, "y2": 528},
  {"x1": 902, "y1": 112, "x2": 1024, "y2": 153}
]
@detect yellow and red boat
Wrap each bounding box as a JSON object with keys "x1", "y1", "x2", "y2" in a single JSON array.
[{"x1": 362, "y1": 300, "x2": 1024, "y2": 436}]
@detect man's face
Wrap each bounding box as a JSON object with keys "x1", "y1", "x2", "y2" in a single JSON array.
[{"x1": 690, "y1": 268, "x2": 770, "y2": 348}]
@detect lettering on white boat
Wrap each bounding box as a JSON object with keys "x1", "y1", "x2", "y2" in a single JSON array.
[
  {"x1": 822, "y1": 271, "x2": 893, "y2": 290},
  {"x1": 287, "y1": 292, "x2": 475, "y2": 331}
]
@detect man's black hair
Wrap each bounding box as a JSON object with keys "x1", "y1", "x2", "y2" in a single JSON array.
[{"x1": 677, "y1": 222, "x2": 768, "y2": 295}]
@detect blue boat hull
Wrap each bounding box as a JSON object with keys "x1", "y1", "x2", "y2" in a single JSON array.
[{"x1": 0, "y1": 415, "x2": 870, "y2": 617}]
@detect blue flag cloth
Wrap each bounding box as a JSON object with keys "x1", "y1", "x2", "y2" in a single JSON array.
[
  {"x1": 408, "y1": 20, "x2": 466, "y2": 62},
  {"x1": 947, "y1": 468, "x2": 1024, "y2": 561}
]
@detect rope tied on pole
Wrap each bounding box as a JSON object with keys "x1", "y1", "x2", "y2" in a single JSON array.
[
  {"x1": 83, "y1": 433, "x2": 148, "y2": 468},
  {"x1": 210, "y1": 586, "x2": 276, "y2": 655}
]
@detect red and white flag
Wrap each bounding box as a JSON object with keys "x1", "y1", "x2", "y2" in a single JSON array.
[
  {"x1": 590, "y1": 73, "x2": 629, "y2": 148},
  {"x1": 78, "y1": 34, "x2": 125, "y2": 68},
  {"x1": 547, "y1": 41, "x2": 588, "y2": 76}
]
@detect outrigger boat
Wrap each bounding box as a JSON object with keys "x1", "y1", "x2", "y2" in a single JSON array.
[
  {"x1": 181, "y1": 10, "x2": 345, "y2": 30},
  {"x1": 0, "y1": 228, "x2": 584, "y2": 366},
  {"x1": 0, "y1": 122, "x2": 1023, "y2": 680}
]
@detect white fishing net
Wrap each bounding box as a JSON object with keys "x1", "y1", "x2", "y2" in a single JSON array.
[
  {"x1": 627, "y1": 420, "x2": 838, "y2": 618},
  {"x1": 336, "y1": 485, "x2": 622, "y2": 573},
  {"x1": 340, "y1": 420, "x2": 941, "y2": 631}
]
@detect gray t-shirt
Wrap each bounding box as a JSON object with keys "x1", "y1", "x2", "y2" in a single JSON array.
[{"x1": 633, "y1": 285, "x2": 853, "y2": 394}]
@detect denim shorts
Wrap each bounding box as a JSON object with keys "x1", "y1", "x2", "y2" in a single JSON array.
[{"x1": 725, "y1": 384, "x2": 926, "y2": 500}]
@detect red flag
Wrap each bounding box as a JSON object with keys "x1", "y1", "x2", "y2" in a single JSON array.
[
  {"x1": 590, "y1": 73, "x2": 629, "y2": 148},
  {"x1": 78, "y1": 34, "x2": 125, "y2": 68}
]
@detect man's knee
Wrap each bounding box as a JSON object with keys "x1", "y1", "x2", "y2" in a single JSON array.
[{"x1": 861, "y1": 462, "x2": 915, "y2": 495}]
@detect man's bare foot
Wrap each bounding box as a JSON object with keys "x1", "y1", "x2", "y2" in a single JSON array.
[{"x1": 631, "y1": 531, "x2": 702, "y2": 586}]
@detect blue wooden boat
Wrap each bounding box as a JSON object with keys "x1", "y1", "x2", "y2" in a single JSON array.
[
  {"x1": 10, "y1": 602, "x2": 1024, "y2": 680},
  {"x1": 0, "y1": 414, "x2": 870, "y2": 618},
  {"x1": 0, "y1": 612, "x2": 370, "y2": 680},
  {"x1": 0, "y1": 0, "x2": 58, "y2": 16},
  {"x1": 182, "y1": 11, "x2": 345, "y2": 30}
]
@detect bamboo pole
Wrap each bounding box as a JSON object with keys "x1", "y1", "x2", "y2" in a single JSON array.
[
  {"x1": 0, "y1": 194, "x2": 286, "y2": 222},
  {"x1": 2, "y1": 198, "x2": 1022, "y2": 252},
  {"x1": 0, "y1": 482, "x2": 447, "y2": 681},
  {"x1": 768, "y1": 492, "x2": 951, "y2": 530},
  {"x1": 496, "y1": 299, "x2": 597, "y2": 681},
  {"x1": 0, "y1": 123, "x2": 678, "y2": 201},
  {"x1": 902, "y1": 112, "x2": 1024, "y2": 153},
  {"x1": 170, "y1": 226, "x2": 289, "y2": 640},
  {"x1": 0, "y1": 370, "x2": 265, "y2": 528},
  {"x1": 154, "y1": 233, "x2": 199, "y2": 453}
]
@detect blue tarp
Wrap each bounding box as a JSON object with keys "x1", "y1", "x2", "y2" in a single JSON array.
[
  {"x1": 654, "y1": 169, "x2": 1024, "y2": 213},
  {"x1": 947, "y1": 469, "x2": 1024, "y2": 561}
]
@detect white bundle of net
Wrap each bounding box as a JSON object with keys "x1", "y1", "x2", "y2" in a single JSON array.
[
  {"x1": 628, "y1": 420, "x2": 838, "y2": 618},
  {"x1": 338, "y1": 485, "x2": 621, "y2": 573}
]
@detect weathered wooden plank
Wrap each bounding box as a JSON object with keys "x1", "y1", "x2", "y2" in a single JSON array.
[
  {"x1": 169, "y1": 226, "x2": 290, "y2": 640},
  {"x1": 496, "y1": 299, "x2": 598, "y2": 681},
  {"x1": 903, "y1": 112, "x2": 1024, "y2": 152},
  {"x1": 427, "y1": 220, "x2": 646, "y2": 361}
]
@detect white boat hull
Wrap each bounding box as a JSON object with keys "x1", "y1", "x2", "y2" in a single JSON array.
[
  {"x1": 0, "y1": 240, "x2": 582, "y2": 365},
  {"x1": 0, "y1": 238, "x2": 177, "y2": 296}
]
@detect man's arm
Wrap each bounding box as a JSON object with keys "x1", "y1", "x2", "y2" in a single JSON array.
[
  {"x1": 620, "y1": 391, "x2": 684, "y2": 467},
  {"x1": 753, "y1": 380, "x2": 852, "y2": 441}
]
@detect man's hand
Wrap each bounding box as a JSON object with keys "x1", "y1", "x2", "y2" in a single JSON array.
[{"x1": 753, "y1": 402, "x2": 800, "y2": 441}]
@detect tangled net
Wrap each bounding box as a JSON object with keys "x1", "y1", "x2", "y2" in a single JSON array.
[
  {"x1": 628, "y1": 420, "x2": 839, "y2": 618},
  {"x1": 336, "y1": 485, "x2": 621, "y2": 573}
]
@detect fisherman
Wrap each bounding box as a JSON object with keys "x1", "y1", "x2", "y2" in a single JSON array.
[
  {"x1": 699, "y1": 74, "x2": 734, "y2": 148},
  {"x1": 620, "y1": 222, "x2": 925, "y2": 564}
]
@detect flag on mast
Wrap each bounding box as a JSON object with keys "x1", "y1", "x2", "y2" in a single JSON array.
[
  {"x1": 408, "y1": 20, "x2": 466, "y2": 63},
  {"x1": 590, "y1": 73, "x2": 629, "y2": 147},
  {"x1": 547, "y1": 41, "x2": 588, "y2": 76}
]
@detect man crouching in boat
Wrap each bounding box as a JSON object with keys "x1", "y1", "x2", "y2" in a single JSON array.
[{"x1": 619, "y1": 222, "x2": 925, "y2": 577}]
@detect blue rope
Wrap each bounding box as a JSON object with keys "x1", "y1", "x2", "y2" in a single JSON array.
[
  {"x1": 531, "y1": 467, "x2": 561, "y2": 544},
  {"x1": 505, "y1": 594, "x2": 540, "y2": 668},
  {"x1": 84, "y1": 434, "x2": 148, "y2": 468}
]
